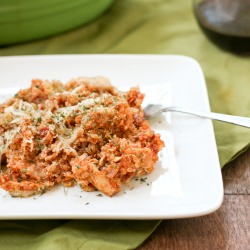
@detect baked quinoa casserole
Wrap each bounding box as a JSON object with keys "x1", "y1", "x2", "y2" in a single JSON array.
[{"x1": 0, "y1": 77, "x2": 164, "y2": 197}]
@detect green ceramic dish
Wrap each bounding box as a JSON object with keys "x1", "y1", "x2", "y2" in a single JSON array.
[{"x1": 0, "y1": 0, "x2": 114, "y2": 45}]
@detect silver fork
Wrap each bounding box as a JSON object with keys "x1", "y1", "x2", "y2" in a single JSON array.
[{"x1": 143, "y1": 104, "x2": 250, "y2": 128}]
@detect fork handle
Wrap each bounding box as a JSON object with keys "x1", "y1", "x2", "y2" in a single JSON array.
[{"x1": 165, "y1": 107, "x2": 250, "y2": 128}]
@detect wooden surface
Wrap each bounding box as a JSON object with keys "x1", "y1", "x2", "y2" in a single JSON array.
[{"x1": 139, "y1": 147, "x2": 250, "y2": 250}]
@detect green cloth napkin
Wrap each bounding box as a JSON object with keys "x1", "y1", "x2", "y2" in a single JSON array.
[{"x1": 0, "y1": 0, "x2": 249, "y2": 249}]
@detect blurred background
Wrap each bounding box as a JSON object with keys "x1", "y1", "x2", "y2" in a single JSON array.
[{"x1": 0, "y1": 0, "x2": 114, "y2": 46}]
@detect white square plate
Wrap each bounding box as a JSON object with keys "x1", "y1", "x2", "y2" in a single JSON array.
[{"x1": 0, "y1": 55, "x2": 223, "y2": 219}]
